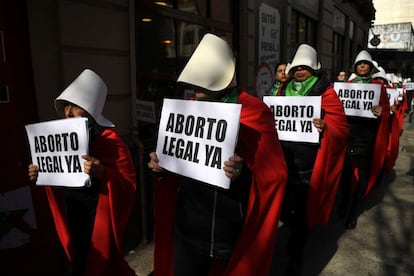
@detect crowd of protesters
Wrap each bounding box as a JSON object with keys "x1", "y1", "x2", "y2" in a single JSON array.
[{"x1": 27, "y1": 33, "x2": 410, "y2": 276}]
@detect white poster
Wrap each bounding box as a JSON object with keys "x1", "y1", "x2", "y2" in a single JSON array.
[
  {"x1": 25, "y1": 117, "x2": 89, "y2": 187},
  {"x1": 156, "y1": 98, "x2": 241, "y2": 189},
  {"x1": 263, "y1": 96, "x2": 322, "y2": 143},
  {"x1": 334, "y1": 82, "x2": 382, "y2": 118},
  {"x1": 386, "y1": 88, "x2": 400, "y2": 106},
  {"x1": 404, "y1": 82, "x2": 414, "y2": 90}
]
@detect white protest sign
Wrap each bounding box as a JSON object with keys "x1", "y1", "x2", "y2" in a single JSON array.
[
  {"x1": 156, "y1": 98, "x2": 241, "y2": 189},
  {"x1": 263, "y1": 96, "x2": 321, "y2": 143},
  {"x1": 334, "y1": 82, "x2": 381, "y2": 118},
  {"x1": 386, "y1": 88, "x2": 400, "y2": 106},
  {"x1": 25, "y1": 117, "x2": 89, "y2": 187},
  {"x1": 404, "y1": 82, "x2": 414, "y2": 90}
]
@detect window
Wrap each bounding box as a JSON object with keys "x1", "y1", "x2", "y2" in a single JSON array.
[
  {"x1": 177, "y1": 0, "x2": 207, "y2": 16},
  {"x1": 291, "y1": 10, "x2": 316, "y2": 47},
  {"x1": 332, "y1": 32, "x2": 345, "y2": 76},
  {"x1": 136, "y1": 0, "x2": 235, "y2": 120},
  {"x1": 332, "y1": 8, "x2": 346, "y2": 76}
]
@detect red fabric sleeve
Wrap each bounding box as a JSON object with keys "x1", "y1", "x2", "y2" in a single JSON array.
[
  {"x1": 306, "y1": 87, "x2": 349, "y2": 228},
  {"x1": 364, "y1": 85, "x2": 390, "y2": 197},
  {"x1": 224, "y1": 91, "x2": 287, "y2": 276},
  {"x1": 46, "y1": 129, "x2": 137, "y2": 276},
  {"x1": 153, "y1": 175, "x2": 179, "y2": 276},
  {"x1": 384, "y1": 90, "x2": 408, "y2": 173},
  {"x1": 45, "y1": 186, "x2": 74, "y2": 262}
]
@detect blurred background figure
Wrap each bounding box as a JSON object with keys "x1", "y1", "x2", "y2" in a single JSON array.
[
  {"x1": 336, "y1": 70, "x2": 348, "y2": 82},
  {"x1": 269, "y1": 62, "x2": 290, "y2": 95}
]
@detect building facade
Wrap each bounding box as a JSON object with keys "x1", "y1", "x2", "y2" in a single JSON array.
[
  {"x1": 368, "y1": 0, "x2": 414, "y2": 81},
  {"x1": 0, "y1": 0, "x2": 374, "y2": 272}
]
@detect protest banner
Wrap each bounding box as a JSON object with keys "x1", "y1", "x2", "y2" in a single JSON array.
[
  {"x1": 404, "y1": 82, "x2": 414, "y2": 90},
  {"x1": 156, "y1": 98, "x2": 241, "y2": 189},
  {"x1": 25, "y1": 117, "x2": 89, "y2": 187},
  {"x1": 386, "y1": 88, "x2": 400, "y2": 107},
  {"x1": 334, "y1": 82, "x2": 381, "y2": 118},
  {"x1": 263, "y1": 96, "x2": 321, "y2": 143}
]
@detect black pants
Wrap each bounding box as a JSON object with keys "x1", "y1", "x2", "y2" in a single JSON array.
[
  {"x1": 173, "y1": 234, "x2": 229, "y2": 276},
  {"x1": 347, "y1": 154, "x2": 371, "y2": 221},
  {"x1": 63, "y1": 189, "x2": 98, "y2": 276}
]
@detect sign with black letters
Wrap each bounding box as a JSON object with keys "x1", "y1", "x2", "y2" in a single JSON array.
[
  {"x1": 25, "y1": 117, "x2": 89, "y2": 187},
  {"x1": 156, "y1": 98, "x2": 241, "y2": 189},
  {"x1": 263, "y1": 96, "x2": 321, "y2": 143},
  {"x1": 334, "y1": 82, "x2": 381, "y2": 118}
]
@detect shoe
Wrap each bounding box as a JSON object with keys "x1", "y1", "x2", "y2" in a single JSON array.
[{"x1": 345, "y1": 218, "x2": 357, "y2": 229}]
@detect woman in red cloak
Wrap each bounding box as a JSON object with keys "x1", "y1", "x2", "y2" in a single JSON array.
[{"x1": 28, "y1": 69, "x2": 137, "y2": 276}]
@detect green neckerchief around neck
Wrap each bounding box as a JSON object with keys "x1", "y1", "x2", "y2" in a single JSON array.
[
  {"x1": 285, "y1": 75, "x2": 318, "y2": 96},
  {"x1": 271, "y1": 82, "x2": 281, "y2": 96},
  {"x1": 352, "y1": 75, "x2": 372, "y2": 83},
  {"x1": 195, "y1": 87, "x2": 238, "y2": 103}
]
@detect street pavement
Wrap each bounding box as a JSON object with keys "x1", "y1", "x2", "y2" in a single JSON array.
[{"x1": 126, "y1": 117, "x2": 414, "y2": 276}]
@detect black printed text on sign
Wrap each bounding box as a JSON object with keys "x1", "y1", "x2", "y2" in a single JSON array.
[
  {"x1": 263, "y1": 96, "x2": 321, "y2": 143},
  {"x1": 156, "y1": 98, "x2": 241, "y2": 189},
  {"x1": 333, "y1": 82, "x2": 381, "y2": 119},
  {"x1": 25, "y1": 117, "x2": 89, "y2": 187}
]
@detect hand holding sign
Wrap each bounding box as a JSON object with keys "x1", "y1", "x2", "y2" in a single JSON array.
[
  {"x1": 28, "y1": 164, "x2": 39, "y2": 182},
  {"x1": 223, "y1": 154, "x2": 243, "y2": 181},
  {"x1": 312, "y1": 118, "x2": 325, "y2": 133},
  {"x1": 371, "y1": 105, "x2": 382, "y2": 117},
  {"x1": 148, "y1": 152, "x2": 162, "y2": 173},
  {"x1": 82, "y1": 155, "x2": 105, "y2": 179}
]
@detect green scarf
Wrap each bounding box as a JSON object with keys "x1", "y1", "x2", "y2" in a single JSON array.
[
  {"x1": 352, "y1": 75, "x2": 372, "y2": 83},
  {"x1": 195, "y1": 87, "x2": 238, "y2": 103},
  {"x1": 285, "y1": 76, "x2": 318, "y2": 96},
  {"x1": 271, "y1": 82, "x2": 281, "y2": 96}
]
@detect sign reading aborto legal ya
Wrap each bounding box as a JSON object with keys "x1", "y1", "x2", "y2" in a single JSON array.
[
  {"x1": 333, "y1": 82, "x2": 381, "y2": 119},
  {"x1": 25, "y1": 117, "x2": 89, "y2": 187},
  {"x1": 156, "y1": 98, "x2": 242, "y2": 189},
  {"x1": 263, "y1": 96, "x2": 322, "y2": 143}
]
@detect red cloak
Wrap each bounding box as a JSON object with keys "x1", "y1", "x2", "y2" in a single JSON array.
[
  {"x1": 306, "y1": 86, "x2": 349, "y2": 228},
  {"x1": 348, "y1": 80, "x2": 390, "y2": 197},
  {"x1": 384, "y1": 90, "x2": 408, "y2": 173},
  {"x1": 45, "y1": 128, "x2": 137, "y2": 276},
  {"x1": 153, "y1": 90, "x2": 288, "y2": 276}
]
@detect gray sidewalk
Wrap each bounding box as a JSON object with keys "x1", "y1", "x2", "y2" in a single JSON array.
[
  {"x1": 126, "y1": 117, "x2": 414, "y2": 276},
  {"x1": 316, "y1": 117, "x2": 414, "y2": 276}
]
